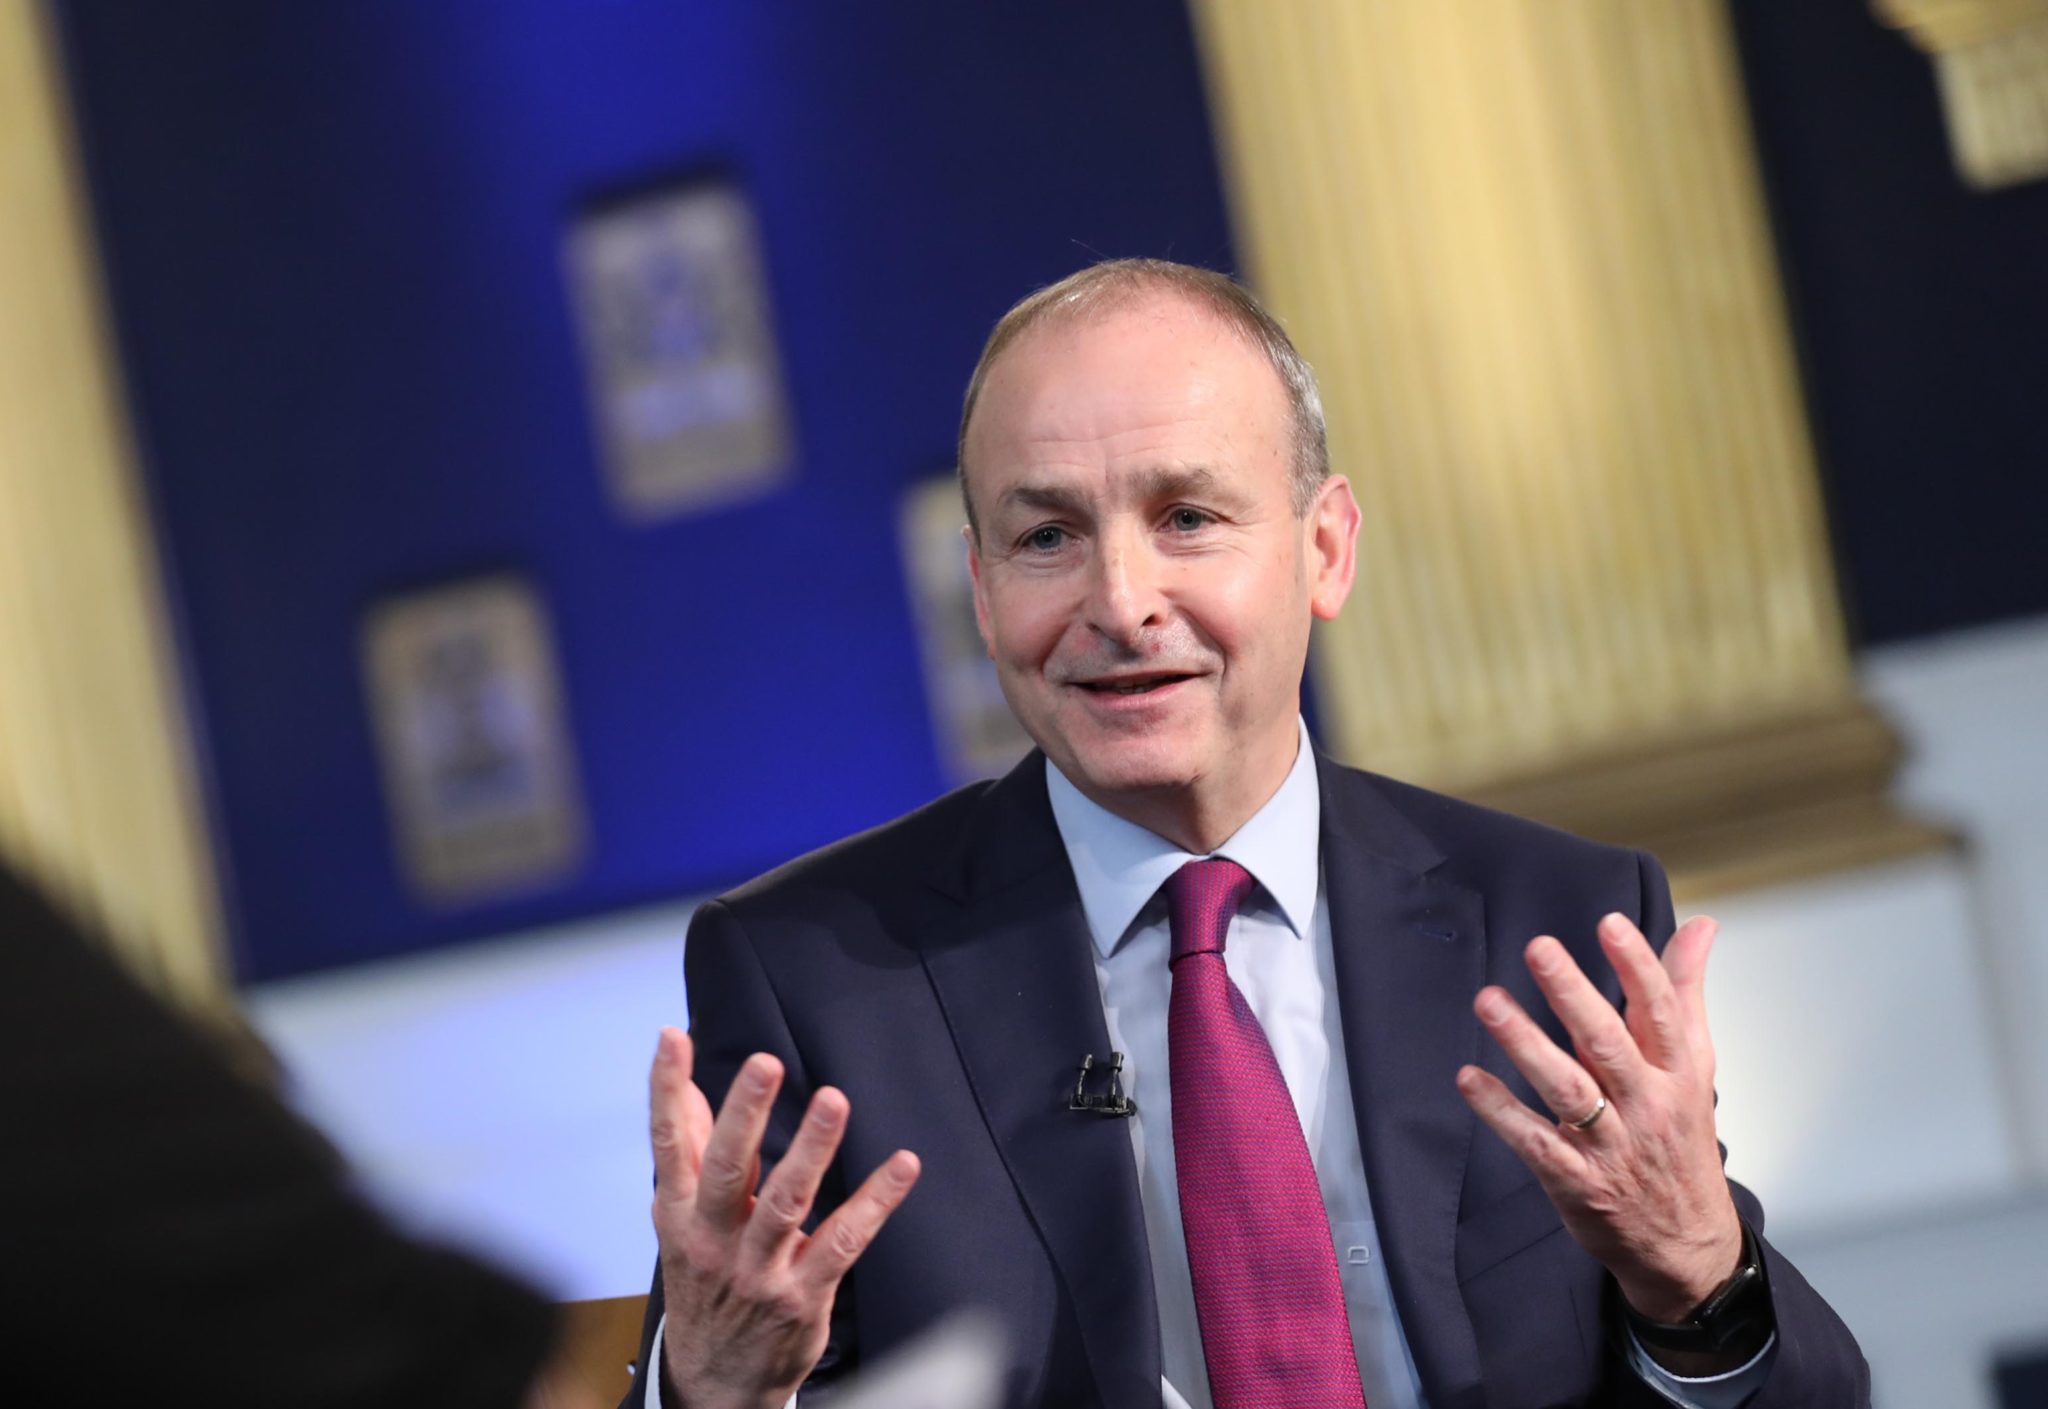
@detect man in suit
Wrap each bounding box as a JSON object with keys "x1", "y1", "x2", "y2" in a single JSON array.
[{"x1": 623, "y1": 260, "x2": 1868, "y2": 1408}]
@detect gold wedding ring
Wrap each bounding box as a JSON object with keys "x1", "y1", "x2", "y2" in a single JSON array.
[{"x1": 1564, "y1": 1094, "x2": 1608, "y2": 1131}]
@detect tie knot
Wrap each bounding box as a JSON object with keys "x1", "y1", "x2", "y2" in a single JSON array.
[{"x1": 1163, "y1": 857, "x2": 1257, "y2": 964}]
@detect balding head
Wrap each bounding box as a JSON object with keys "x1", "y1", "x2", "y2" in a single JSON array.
[{"x1": 956, "y1": 259, "x2": 1329, "y2": 536}]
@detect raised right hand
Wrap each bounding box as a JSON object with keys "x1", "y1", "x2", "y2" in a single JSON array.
[{"x1": 649, "y1": 1027, "x2": 921, "y2": 1409}]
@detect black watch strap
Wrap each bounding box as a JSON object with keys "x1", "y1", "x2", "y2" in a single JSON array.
[{"x1": 1622, "y1": 1219, "x2": 1775, "y2": 1360}]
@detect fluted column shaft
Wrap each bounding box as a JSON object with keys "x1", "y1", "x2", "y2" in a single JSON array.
[
  {"x1": 1193, "y1": 1, "x2": 1849, "y2": 788},
  {"x1": 0, "y1": 4, "x2": 227, "y2": 1003}
]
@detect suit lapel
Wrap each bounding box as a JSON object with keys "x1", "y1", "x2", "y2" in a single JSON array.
[
  {"x1": 919, "y1": 754, "x2": 1161, "y2": 1408},
  {"x1": 1319, "y1": 758, "x2": 1490, "y2": 1409}
]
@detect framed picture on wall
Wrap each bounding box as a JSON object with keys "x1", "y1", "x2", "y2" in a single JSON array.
[
  {"x1": 899, "y1": 474, "x2": 1034, "y2": 784},
  {"x1": 563, "y1": 175, "x2": 795, "y2": 521},
  {"x1": 361, "y1": 576, "x2": 586, "y2": 903}
]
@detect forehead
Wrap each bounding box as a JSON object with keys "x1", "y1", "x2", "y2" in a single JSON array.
[{"x1": 965, "y1": 293, "x2": 1292, "y2": 498}]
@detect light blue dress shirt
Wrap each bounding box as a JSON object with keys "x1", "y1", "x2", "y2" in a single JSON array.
[{"x1": 1043, "y1": 718, "x2": 1771, "y2": 1409}]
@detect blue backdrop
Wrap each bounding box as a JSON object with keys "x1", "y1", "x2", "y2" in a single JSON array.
[{"x1": 56, "y1": 0, "x2": 1239, "y2": 980}]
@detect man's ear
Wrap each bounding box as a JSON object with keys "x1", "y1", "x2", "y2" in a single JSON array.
[
  {"x1": 964, "y1": 523, "x2": 996, "y2": 659},
  {"x1": 1307, "y1": 474, "x2": 1361, "y2": 621}
]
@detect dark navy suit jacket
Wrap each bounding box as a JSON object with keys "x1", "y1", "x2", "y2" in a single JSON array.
[{"x1": 624, "y1": 751, "x2": 1868, "y2": 1408}]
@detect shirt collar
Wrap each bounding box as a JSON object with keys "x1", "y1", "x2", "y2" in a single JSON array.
[{"x1": 1044, "y1": 717, "x2": 1322, "y2": 958}]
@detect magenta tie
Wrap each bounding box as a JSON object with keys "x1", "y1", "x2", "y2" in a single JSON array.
[{"x1": 1166, "y1": 858, "x2": 1367, "y2": 1409}]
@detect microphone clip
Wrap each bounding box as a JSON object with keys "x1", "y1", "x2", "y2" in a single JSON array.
[{"x1": 1068, "y1": 1051, "x2": 1138, "y2": 1118}]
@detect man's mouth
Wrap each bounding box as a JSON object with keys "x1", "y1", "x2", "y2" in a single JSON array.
[{"x1": 1074, "y1": 672, "x2": 1196, "y2": 696}]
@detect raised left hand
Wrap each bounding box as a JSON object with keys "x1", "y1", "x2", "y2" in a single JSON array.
[{"x1": 1456, "y1": 912, "x2": 1743, "y2": 1323}]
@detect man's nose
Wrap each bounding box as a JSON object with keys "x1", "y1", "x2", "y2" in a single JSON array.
[{"x1": 1084, "y1": 530, "x2": 1167, "y2": 647}]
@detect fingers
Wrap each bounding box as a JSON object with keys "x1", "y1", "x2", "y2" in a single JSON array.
[
  {"x1": 1659, "y1": 914, "x2": 1719, "y2": 1013},
  {"x1": 694, "y1": 1052, "x2": 785, "y2": 1232},
  {"x1": 650, "y1": 1027, "x2": 702, "y2": 1206},
  {"x1": 1474, "y1": 986, "x2": 1606, "y2": 1126},
  {"x1": 1456, "y1": 1064, "x2": 1584, "y2": 1185},
  {"x1": 796, "y1": 1150, "x2": 922, "y2": 1292},
  {"x1": 1596, "y1": 913, "x2": 1687, "y2": 1070},
  {"x1": 739, "y1": 1087, "x2": 851, "y2": 1265},
  {"x1": 1524, "y1": 934, "x2": 1646, "y2": 1098}
]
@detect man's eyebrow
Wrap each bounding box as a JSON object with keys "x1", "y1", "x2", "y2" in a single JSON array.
[
  {"x1": 997, "y1": 483, "x2": 1091, "y2": 518},
  {"x1": 994, "y1": 465, "x2": 1246, "y2": 518},
  {"x1": 1129, "y1": 464, "x2": 1227, "y2": 501}
]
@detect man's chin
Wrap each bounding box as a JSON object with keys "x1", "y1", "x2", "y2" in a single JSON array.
[{"x1": 1054, "y1": 747, "x2": 1201, "y2": 803}]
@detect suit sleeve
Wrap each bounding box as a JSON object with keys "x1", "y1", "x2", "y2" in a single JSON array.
[
  {"x1": 0, "y1": 867, "x2": 555, "y2": 1409},
  {"x1": 1606, "y1": 850, "x2": 1871, "y2": 1409},
  {"x1": 621, "y1": 899, "x2": 859, "y2": 1409}
]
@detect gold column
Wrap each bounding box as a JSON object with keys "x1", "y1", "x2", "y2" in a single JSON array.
[
  {"x1": 0, "y1": 3, "x2": 228, "y2": 1003},
  {"x1": 1878, "y1": 0, "x2": 2048, "y2": 189},
  {"x1": 1191, "y1": 0, "x2": 1946, "y2": 896}
]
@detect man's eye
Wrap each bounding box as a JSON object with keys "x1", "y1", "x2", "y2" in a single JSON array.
[
  {"x1": 1023, "y1": 525, "x2": 1068, "y2": 552},
  {"x1": 1168, "y1": 507, "x2": 1211, "y2": 532}
]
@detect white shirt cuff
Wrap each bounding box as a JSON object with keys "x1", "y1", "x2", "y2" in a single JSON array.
[
  {"x1": 1626, "y1": 1325, "x2": 1777, "y2": 1409},
  {"x1": 645, "y1": 1315, "x2": 664, "y2": 1409}
]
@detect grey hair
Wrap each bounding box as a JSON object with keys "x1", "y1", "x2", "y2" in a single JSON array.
[{"x1": 955, "y1": 258, "x2": 1330, "y2": 536}]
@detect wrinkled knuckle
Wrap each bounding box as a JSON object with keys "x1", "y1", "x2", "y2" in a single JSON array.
[
  {"x1": 757, "y1": 1183, "x2": 808, "y2": 1227},
  {"x1": 824, "y1": 1219, "x2": 869, "y2": 1264},
  {"x1": 698, "y1": 1149, "x2": 748, "y2": 1190},
  {"x1": 1584, "y1": 1027, "x2": 1630, "y2": 1067}
]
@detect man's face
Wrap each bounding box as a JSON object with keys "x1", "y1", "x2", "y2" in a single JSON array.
[{"x1": 963, "y1": 293, "x2": 1358, "y2": 834}]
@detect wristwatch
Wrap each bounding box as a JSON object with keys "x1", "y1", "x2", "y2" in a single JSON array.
[{"x1": 1621, "y1": 1219, "x2": 1775, "y2": 1361}]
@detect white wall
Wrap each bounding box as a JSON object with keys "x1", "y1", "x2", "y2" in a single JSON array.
[
  {"x1": 243, "y1": 613, "x2": 2048, "y2": 1403},
  {"x1": 1708, "y1": 852, "x2": 2021, "y2": 1234},
  {"x1": 1782, "y1": 1194, "x2": 2048, "y2": 1409},
  {"x1": 247, "y1": 898, "x2": 697, "y2": 1300},
  {"x1": 1862, "y1": 617, "x2": 2048, "y2": 1182}
]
